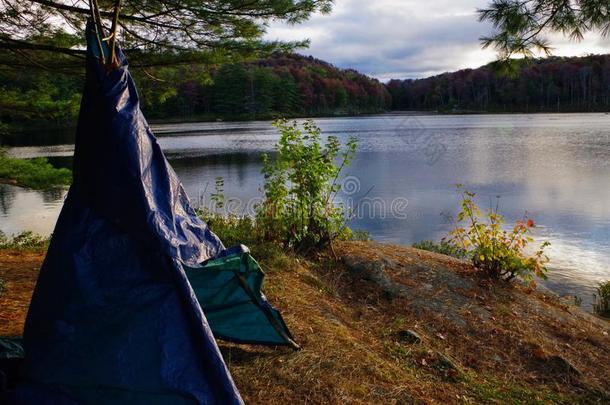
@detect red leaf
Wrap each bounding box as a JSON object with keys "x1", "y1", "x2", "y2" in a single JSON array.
[{"x1": 532, "y1": 347, "x2": 546, "y2": 359}]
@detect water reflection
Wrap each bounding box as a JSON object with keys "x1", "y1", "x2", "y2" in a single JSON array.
[
  {"x1": 169, "y1": 153, "x2": 264, "y2": 211},
  {"x1": 0, "y1": 184, "x2": 67, "y2": 235},
  {"x1": 0, "y1": 127, "x2": 75, "y2": 147},
  {"x1": 1, "y1": 113, "x2": 609, "y2": 308}
]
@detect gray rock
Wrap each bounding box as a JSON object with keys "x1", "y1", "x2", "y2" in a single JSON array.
[
  {"x1": 341, "y1": 256, "x2": 410, "y2": 298},
  {"x1": 436, "y1": 352, "x2": 461, "y2": 372},
  {"x1": 398, "y1": 329, "x2": 422, "y2": 344},
  {"x1": 322, "y1": 311, "x2": 343, "y2": 326},
  {"x1": 547, "y1": 355, "x2": 582, "y2": 377}
]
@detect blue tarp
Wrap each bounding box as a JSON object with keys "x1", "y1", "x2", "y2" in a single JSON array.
[{"x1": 7, "y1": 22, "x2": 295, "y2": 404}]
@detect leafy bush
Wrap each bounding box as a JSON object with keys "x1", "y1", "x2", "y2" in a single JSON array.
[
  {"x1": 412, "y1": 240, "x2": 469, "y2": 260},
  {"x1": 199, "y1": 212, "x2": 258, "y2": 249},
  {"x1": 197, "y1": 211, "x2": 291, "y2": 271},
  {"x1": 0, "y1": 148, "x2": 71, "y2": 189},
  {"x1": 256, "y1": 119, "x2": 357, "y2": 252},
  {"x1": 0, "y1": 122, "x2": 8, "y2": 137},
  {"x1": 593, "y1": 281, "x2": 610, "y2": 318},
  {"x1": 0, "y1": 230, "x2": 49, "y2": 250},
  {"x1": 447, "y1": 187, "x2": 550, "y2": 282}
]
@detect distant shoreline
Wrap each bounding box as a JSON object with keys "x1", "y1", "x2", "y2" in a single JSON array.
[{"x1": 4, "y1": 109, "x2": 609, "y2": 138}]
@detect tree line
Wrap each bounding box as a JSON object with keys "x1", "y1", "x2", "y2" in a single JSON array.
[
  {"x1": 387, "y1": 55, "x2": 610, "y2": 113},
  {"x1": 1, "y1": 53, "x2": 609, "y2": 133},
  {"x1": 0, "y1": 53, "x2": 392, "y2": 130},
  {"x1": 138, "y1": 54, "x2": 392, "y2": 120}
]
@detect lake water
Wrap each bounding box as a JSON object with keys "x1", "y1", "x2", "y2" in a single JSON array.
[{"x1": 2, "y1": 113, "x2": 609, "y2": 308}]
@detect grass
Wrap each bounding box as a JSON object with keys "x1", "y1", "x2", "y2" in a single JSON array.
[
  {"x1": 0, "y1": 249, "x2": 43, "y2": 336},
  {"x1": 198, "y1": 212, "x2": 292, "y2": 271},
  {"x1": 0, "y1": 231, "x2": 49, "y2": 250},
  {"x1": 0, "y1": 231, "x2": 47, "y2": 302},
  {"x1": 594, "y1": 281, "x2": 610, "y2": 318},
  {"x1": 199, "y1": 211, "x2": 369, "y2": 272},
  {"x1": 0, "y1": 148, "x2": 71, "y2": 189},
  {"x1": 461, "y1": 373, "x2": 563, "y2": 404},
  {"x1": 412, "y1": 239, "x2": 469, "y2": 259}
]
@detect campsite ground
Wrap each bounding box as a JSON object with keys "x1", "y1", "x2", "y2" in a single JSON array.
[{"x1": 1, "y1": 242, "x2": 609, "y2": 404}]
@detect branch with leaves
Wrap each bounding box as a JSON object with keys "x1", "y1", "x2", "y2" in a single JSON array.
[
  {"x1": 0, "y1": 0, "x2": 333, "y2": 69},
  {"x1": 479, "y1": 0, "x2": 610, "y2": 59}
]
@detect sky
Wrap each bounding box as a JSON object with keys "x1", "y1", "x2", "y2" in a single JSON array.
[{"x1": 265, "y1": 0, "x2": 610, "y2": 81}]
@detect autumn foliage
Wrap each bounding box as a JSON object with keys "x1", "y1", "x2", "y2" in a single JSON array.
[
  {"x1": 387, "y1": 54, "x2": 610, "y2": 113},
  {"x1": 447, "y1": 187, "x2": 551, "y2": 282}
]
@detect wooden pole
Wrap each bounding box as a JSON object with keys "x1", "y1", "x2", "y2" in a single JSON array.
[
  {"x1": 88, "y1": 0, "x2": 105, "y2": 65},
  {"x1": 108, "y1": 0, "x2": 122, "y2": 69}
]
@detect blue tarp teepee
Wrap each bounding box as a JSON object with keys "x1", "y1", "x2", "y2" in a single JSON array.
[{"x1": 4, "y1": 22, "x2": 296, "y2": 404}]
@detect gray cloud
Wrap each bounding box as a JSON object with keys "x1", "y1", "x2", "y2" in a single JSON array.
[{"x1": 266, "y1": 0, "x2": 610, "y2": 80}]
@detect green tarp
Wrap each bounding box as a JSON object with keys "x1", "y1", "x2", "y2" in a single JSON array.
[{"x1": 186, "y1": 246, "x2": 297, "y2": 347}]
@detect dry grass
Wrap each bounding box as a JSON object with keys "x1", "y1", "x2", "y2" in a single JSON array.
[
  {"x1": 0, "y1": 249, "x2": 43, "y2": 336},
  {"x1": 221, "y1": 260, "x2": 431, "y2": 404},
  {"x1": 1, "y1": 243, "x2": 610, "y2": 404}
]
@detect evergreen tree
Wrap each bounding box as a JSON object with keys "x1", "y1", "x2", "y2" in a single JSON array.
[
  {"x1": 0, "y1": 1, "x2": 334, "y2": 70},
  {"x1": 480, "y1": 0, "x2": 609, "y2": 59},
  {"x1": 212, "y1": 64, "x2": 249, "y2": 115}
]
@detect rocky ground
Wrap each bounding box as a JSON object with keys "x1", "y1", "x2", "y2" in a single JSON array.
[{"x1": 1, "y1": 242, "x2": 609, "y2": 404}]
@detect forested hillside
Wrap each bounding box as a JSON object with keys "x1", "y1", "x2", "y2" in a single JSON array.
[
  {"x1": 138, "y1": 54, "x2": 392, "y2": 120},
  {"x1": 0, "y1": 54, "x2": 391, "y2": 129},
  {"x1": 1, "y1": 54, "x2": 609, "y2": 132},
  {"x1": 387, "y1": 55, "x2": 610, "y2": 113}
]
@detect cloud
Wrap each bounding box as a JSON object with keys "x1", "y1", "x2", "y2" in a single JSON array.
[{"x1": 265, "y1": 0, "x2": 610, "y2": 80}]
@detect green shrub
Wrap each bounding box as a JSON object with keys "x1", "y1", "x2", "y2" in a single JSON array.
[
  {"x1": 593, "y1": 281, "x2": 610, "y2": 318},
  {"x1": 446, "y1": 187, "x2": 550, "y2": 282},
  {"x1": 0, "y1": 148, "x2": 71, "y2": 189},
  {"x1": 351, "y1": 230, "x2": 371, "y2": 242},
  {"x1": 572, "y1": 295, "x2": 583, "y2": 307},
  {"x1": 412, "y1": 240, "x2": 469, "y2": 260},
  {"x1": 256, "y1": 119, "x2": 357, "y2": 252},
  {"x1": 0, "y1": 230, "x2": 49, "y2": 250},
  {"x1": 197, "y1": 211, "x2": 290, "y2": 271},
  {"x1": 199, "y1": 211, "x2": 258, "y2": 249},
  {"x1": 0, "y1": 122, "x2": 8, "y2": 137}
]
